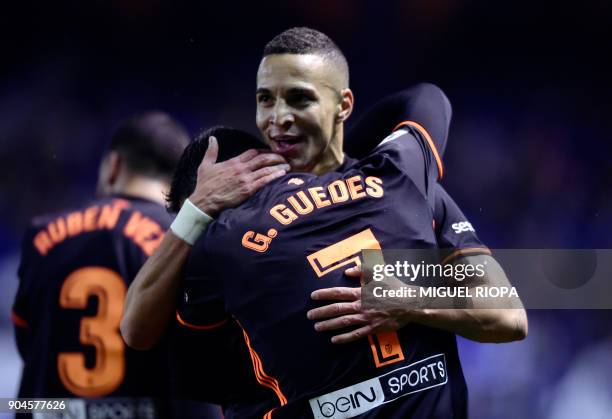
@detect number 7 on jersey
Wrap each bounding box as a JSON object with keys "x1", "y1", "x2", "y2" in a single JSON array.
[{"x1": 307, "y1": 229, "x2": 405, "y2": 368}]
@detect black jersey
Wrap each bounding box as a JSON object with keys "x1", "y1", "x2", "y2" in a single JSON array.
[
  {"x1": 178, "y1": 127, "x2": 473, "y2": 418},
  {"x1": 173, "y1": 182, "x2": 488, "y2": 419},
  {"x1": 13, "y1": 196, "x2": 172, "y2": 416},
  {"x1": 174, "y1": 83, "x2": 488, "y2": 418}
]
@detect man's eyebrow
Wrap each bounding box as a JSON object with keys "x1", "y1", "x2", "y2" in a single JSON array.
[
  {"x1": 288, "y1": 87, "x2": 317, "y2": 96},
  {"x1": 256, "y1": 86, "x2": 319, "y2": 97}
]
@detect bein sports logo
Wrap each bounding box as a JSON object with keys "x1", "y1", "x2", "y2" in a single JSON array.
[
  {"x1": 451, "y1": 221, "x2": 475, "y2": 234},
  {"x1": 311, "y1": 354, "x2": 447, "y2": 419},
  {"x1": 314, "y1": 386, "x2": 380, "y2": 418}
]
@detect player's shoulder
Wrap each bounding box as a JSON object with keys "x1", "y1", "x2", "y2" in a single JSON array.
[
  {"x1": 25, "y1": 195, "x2": 170, "y2": 258},
  {"x1": 89, "y1": 195, "x2": 172, "y2": 230},
  {"x1": 120, "y1": 196, "x2": 172, "y2": 227},
  {"x1": 20, "y1": 197, "x2": 120, "y2": 264},
  {"x1": 370, "y1": 128, "x2": 422, "y2": 164},
  {"x1": 350, "y1": 128, "x2": 414, "y2": 170}
]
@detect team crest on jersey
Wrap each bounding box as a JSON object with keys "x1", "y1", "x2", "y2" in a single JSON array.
[{"x1": 288, "y1": 178, "x2": 305, "y2": 186}]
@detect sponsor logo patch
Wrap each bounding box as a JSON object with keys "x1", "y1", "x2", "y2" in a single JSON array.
[
  {"x1": 309, "y1": 354, "x2": 448, "y2": 419},
  {"x1": 452, "y1": 221, "x2": 475, "y2": 234}
]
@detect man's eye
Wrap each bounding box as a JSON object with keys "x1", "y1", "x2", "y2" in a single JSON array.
[
  {"x1": 257, "y1": 94, "x2": 272, "y2": 104},
  {"x1": 289, "y1": 94, "x2": 313, "y2": 106}
]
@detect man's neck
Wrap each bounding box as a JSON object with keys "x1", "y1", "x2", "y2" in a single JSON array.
[
  {"x1": 310, "y1": 127, "x2": 345, "y2": 175},
  {"x1": 113, "y1": 175, "x2": 169, "y2": 206}
]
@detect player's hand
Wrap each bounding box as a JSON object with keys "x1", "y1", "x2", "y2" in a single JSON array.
[
  {"x1": 188, "y1": 136, "x2": 290, "y2": 217},
  {"x1": 306, "y1": 265, "x2": 413, "y2": 344}
]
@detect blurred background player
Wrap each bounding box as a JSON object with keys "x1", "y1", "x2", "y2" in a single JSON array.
[{"x1": 11, "y1": 112, "x2": 219, "y2": 418}]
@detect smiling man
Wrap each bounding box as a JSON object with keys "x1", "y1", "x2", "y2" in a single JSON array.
[{"x1": 256, "y1": 44, "x2": 352, "y2": 174}]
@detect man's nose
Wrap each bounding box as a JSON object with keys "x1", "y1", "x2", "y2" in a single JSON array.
[{"x1": 270, "y1": 100, "x2": 294, "y2": 128}]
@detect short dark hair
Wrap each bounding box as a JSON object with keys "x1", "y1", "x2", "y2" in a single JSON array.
[
  {"x1": 263, "y1": 27, "x2": 349, "y2": 87},
  {"x1": 109, "y1": 111, "x2": 190, "y2": 181},
  {"x1": 166, "y1": 126, "x2": 265, "y2": 213}
]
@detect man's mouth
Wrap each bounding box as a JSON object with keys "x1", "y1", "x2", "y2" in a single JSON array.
[{"x1": 270, "y1": 135, "x2": 303, "y2": 155}]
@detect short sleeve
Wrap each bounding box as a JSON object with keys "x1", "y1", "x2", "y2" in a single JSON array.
[
  {"x1": 433, "y1": 185, "x2": 491, "y2": 263},
  {"x1": 373, "y1": 126, "x2": 441, "y2": 204}
]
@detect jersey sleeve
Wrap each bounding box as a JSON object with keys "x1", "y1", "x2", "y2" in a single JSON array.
[
  {"x1": 349, "y1": 83, "x2": 451, "y2": 209},
  {"x1": 176, "y1": 237, "x2": 230, "y2": 330},
  {"x1": 372, "y1": 126, "x2": 442, "y2": 203},
  {"x1": 433, "y1": 185, "x2": 491, "y2": 263},
  {"x1": 346, "y1": 83, "x2": 451, "y2": 160}
]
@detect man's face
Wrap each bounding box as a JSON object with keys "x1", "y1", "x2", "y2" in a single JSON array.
[{"x1": 256, "y1": 54, "x2": 347, "y2": 173}]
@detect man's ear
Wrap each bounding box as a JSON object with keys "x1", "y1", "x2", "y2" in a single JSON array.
[
  {"x1": 336, "y1": 88, "x2": 354, "y2": 123},
  {"x1": 105, "y1": 151, "x2": 122, "y2": 188},
  {"x1": 96, "y1": 151, "x2": 123, "y2": 196}
]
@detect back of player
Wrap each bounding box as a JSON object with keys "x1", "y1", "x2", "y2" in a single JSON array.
[
  {"x1": 181, "y1": 124, "x2": 466, "y2": 418},
  {"x1": 12, "y1": 112, "x2": 190, "y2": 418},
  {"x1": 177, "y1": 184, "x2": 488, "y2": 419},
  {"x1": 14, "y1": 198, "x2": 171, "y2": 409}
]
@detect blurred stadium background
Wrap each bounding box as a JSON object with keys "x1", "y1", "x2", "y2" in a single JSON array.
[{"x1": 0, "y1": 1, "x2": 610, "y2": 418}]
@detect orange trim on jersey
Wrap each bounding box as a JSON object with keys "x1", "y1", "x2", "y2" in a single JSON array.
[
  {"x1": 11, "y1": 310, "x2": 28, "y2": 328},
  {"x1": 175, "y1": 311, "x2": 229, "y2": 330},
  {"x1": 393, "y1": 120, "x2": 444, "y2": 180},
  {"x1": 239, "y1": 325, "x2": 288, "y2": 409},
  {"x1": 441, "y1": 247, "x2": 492, "y2": 265}
]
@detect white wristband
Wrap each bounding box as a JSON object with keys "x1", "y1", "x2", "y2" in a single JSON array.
[{"x1": 170, "y1": 199, "x2": 214, "y2": 245}]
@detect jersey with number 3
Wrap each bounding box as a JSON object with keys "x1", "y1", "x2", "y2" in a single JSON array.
[
  {"x1": 13, "y1": 196, "x2": 171, "y2": 400},
  {"x1": 180, "y1": 127, "x2": 468, "y2": 418}
]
